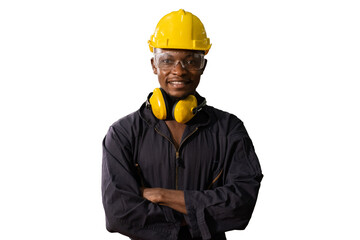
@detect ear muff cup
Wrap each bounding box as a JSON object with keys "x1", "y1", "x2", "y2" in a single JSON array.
[
  {"x1": 149, "y1": 88, "x2": 170, "y2": 120},
  {"x1": 172, "y1": 95, "x2": 198, "y2": 124}
]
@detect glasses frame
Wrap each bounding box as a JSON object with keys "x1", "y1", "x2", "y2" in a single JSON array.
[{"x1": 153, "y1": 52, "x2": 206, "y2": 71}]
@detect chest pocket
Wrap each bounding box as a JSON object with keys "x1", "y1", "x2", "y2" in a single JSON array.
[{"x1": 207, "y1": 168, "x2": 224, "y2": 189}]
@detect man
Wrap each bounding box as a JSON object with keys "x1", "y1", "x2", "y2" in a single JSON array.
[{"x1": 102, "y1": 9, "x2": 263, "y2": 240}]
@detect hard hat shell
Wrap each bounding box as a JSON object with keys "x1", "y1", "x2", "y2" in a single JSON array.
[{"x1": 148, "y1": 9, "x2": 211, "y2": 55}]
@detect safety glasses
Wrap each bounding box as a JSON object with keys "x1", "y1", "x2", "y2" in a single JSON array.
[{"x1": 154, "y1": 52, "x2": 205, "y2": 71}]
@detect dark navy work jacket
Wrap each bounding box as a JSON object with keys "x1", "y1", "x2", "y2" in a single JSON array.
[{"x1": 102, "y1": 96, "x2": 263, "y2": 240}]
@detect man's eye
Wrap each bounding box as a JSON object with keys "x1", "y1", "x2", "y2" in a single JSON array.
[
  {"x1": 185, "y1": 59, "x2": 200, "y2": 66},
  {"x1": 160, "y1": 59, "x2": 173, "y2": 64}
]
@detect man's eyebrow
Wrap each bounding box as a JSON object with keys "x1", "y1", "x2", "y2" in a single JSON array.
[
  {"x1": 157, "y1": 52, "x2": 200, "y2": 58},
  {"x1": 185, "y1": 54, "x2": 199, "y2": 57},
  {"x1": 158, "y1": 53, "x2": 174, "y2": 57},
  {"x1": 174, "y1": 53, "x2": 200, "y2": 58}
]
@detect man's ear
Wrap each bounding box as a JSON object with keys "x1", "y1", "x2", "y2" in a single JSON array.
[{"x1": 151, "y1": 58, "x2": 158, "y2": 75}]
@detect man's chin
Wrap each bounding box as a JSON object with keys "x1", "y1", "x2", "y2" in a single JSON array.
[{"x1": 166, "y1": 90, "x2": 193, "y2": 100}]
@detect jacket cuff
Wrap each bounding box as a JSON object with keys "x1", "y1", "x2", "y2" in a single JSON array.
[
  {"x1": 163, "y1": 206, "x2": 177, "y2": 223},
  {"x1": 184, "y1": 191, "x2": 211, "y2": 240}
]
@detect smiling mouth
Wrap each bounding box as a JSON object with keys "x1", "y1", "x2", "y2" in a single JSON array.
[
  {"x1": 169, "y1": 81, "x2": 188, "y2": 85},
  {"x1": 167, "y1": 78, "x2": 191, "y2": 86},
  {"x1": 168, "y1": 81, "x2": 190, "y2": 89}
]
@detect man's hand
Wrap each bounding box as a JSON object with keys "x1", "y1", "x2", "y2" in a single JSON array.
[
  {"x1": 142, "y1": 188, "x2": 164, "y2": 203},
  {"x1": 142, "y1": 188, "x2": 187, "y2": 214}
]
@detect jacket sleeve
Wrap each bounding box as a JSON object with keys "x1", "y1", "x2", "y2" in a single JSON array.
[
  {"x1": 102, "y1": 125, "x2": 180, "y2": 240},
  {"x1": 183, "y1": 131, "x2": 263, "y2": 239}
]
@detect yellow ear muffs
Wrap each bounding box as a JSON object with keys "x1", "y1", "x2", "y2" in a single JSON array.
[
  {"x1": 149, "y1": 88, "x2": 169, "y2": 120},
  {"x1": 172, "y1": 95, "x2": 198, "y2": 124},
  {"x1": 148, "y1": 88, "x2": 206, "y2": 123}
]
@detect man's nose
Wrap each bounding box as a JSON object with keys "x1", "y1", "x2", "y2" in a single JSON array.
[{"x1": 171, "y1": 60, "x2": 187, "y2": 74}]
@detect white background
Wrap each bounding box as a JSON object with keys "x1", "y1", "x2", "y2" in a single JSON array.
[{"x1": 1, "y1": 0, "x2": 359, "y2": 239}]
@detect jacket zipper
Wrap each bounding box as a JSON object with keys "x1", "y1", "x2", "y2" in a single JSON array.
[
  {"x1": 176, "y1": 127, "x2": 198, "y2": 189},
  {"x1": 154, "y1": 127, "x2": 198, "y2": 190}
]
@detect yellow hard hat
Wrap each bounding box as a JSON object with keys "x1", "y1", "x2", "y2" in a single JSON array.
[{"x1": 148, "y1": 9, "x2": 211, "y2": 55}]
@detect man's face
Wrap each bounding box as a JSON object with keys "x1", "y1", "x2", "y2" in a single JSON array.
[{"x1": 151, "y1": 49, "x2": 206, "y2": 100}]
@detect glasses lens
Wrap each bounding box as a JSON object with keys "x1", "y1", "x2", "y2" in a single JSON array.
[
  {"x1": 155, "y1": 53, "x2": 204, "y2": 70},
  {"x1": 184, "y1": 54, "x2": 204, "y2": 70},
  {"x1": 156, "y1": 55, "x2": 175, "y2": 69}
]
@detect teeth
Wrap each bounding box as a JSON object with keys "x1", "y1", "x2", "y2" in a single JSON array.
[{"x1": 171, "y1": 82, "x2": 185, "y2": 85}]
